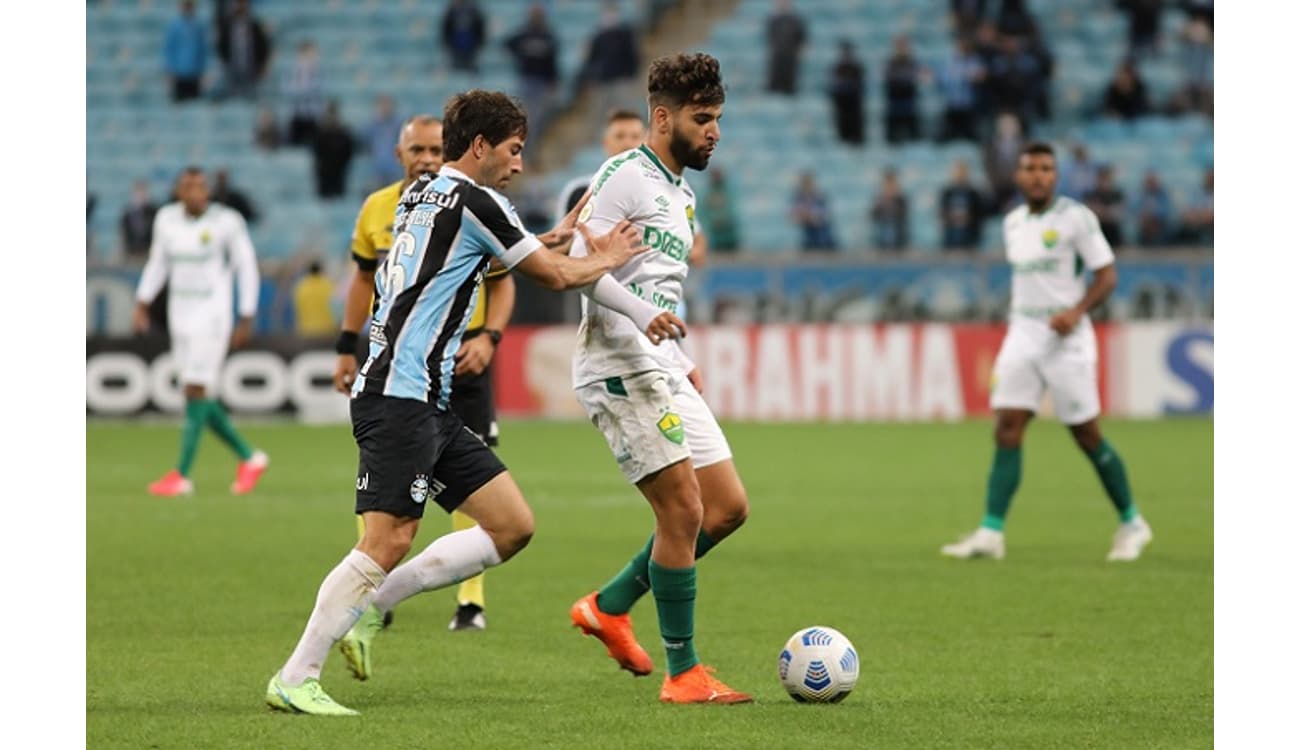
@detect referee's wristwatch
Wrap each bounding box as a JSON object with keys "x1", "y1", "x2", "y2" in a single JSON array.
[{"x1": 485, "y1": 328, "x2": 503, "y2": 347}]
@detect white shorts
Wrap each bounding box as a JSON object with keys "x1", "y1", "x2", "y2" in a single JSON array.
[
  {"x1": 990, "y1": 319, "x2": 1100, "y2": 425},
  {"x1": 172, "y1": 332, "x2": 230, "y2": 391},
  {"x1": 575, "y1": 369, "x2": 733, "y2": 484}
]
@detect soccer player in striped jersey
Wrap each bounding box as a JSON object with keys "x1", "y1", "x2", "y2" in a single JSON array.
[
  {"x1": 133, "y1": 167, "x2": 268, "y2": 497},
  {"x1": 940, "y1": 142, "x2": 1153, "y2": 562},
  {"x1": 564, "y1": 53, "x2": 753, "y2": 704},
  {"x1": 334, "y1": 114, "x2": 510, "y2": 632},
  {"x1": 266, "y1": 90, "x2": 684, "y2": 716}
]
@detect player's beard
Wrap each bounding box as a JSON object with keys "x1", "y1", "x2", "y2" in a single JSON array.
[{"x1": 669, "y1": 129, "x2": 711, "y2": 171}]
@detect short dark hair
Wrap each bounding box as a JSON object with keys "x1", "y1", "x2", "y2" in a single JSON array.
[
  {"x1": 442, "y1": 90, "x2": 528, "y2": 161},
  {"x1": 647, "y1": 53, "x2": 725, "y2": 110},
  {"x1": 606, "y1": 108, "x2": 642, "y2": 125},
  {"x1": 1019, "y1": 141, "x2": 1056, "y2": 160}
]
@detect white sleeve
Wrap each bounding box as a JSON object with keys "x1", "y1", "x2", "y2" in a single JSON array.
[
  {"x1": 228, "y1": 214, "x2": 260, "y2": 317},
  {"x1": 135, "y1": 212, "x2": 169, "y2": 304},
  {"x1": 582, "y1": 275, "x2": 663, "y2": 333},
  {"x1": 1075, "y1": 205, "x2": 1115, "y2": 270}
]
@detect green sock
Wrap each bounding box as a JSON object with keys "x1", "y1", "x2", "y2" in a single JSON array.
[
  {"x1": 1087, "y1": 439, "x2": 1139, "y2": 522},
  {"x1": 596, "y1": 530, "x2": 717, "y2": 616},
  {"x1": 648, "y1": 560, "x2": 699, "y2": 677},
  {"x1": 982, "y1": 446, "x2": 1022, "y2": 531},
  {"x1": 205, "y1": 399, "x2": 253, "y2": 460},
  {"x1": 177, "y1": 399, "x2": 209, "y2": 476}
]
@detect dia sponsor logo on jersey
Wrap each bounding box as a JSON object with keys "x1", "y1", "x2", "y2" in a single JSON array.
[{"x1": 643, "y1": 226, "x2": 689, "y2": 262}]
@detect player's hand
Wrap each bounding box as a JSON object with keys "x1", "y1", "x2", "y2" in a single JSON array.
[
  {"x1": 132, "y1": 305, "x2": 151, "y2": 335},
  {"x1": 453, "y1": 333, "x2": 495, "y2": 377},
  {"x1": 334, "y1": 354, "x2": 359, "y2": 394},
  {"x1": 541, "y1": 189, "x2": 591, "y2": 254},
  {"x1": 231, "y1": 317, "x2": 253, "y2": 349},
  {"x1": 686, "y1": 367, "x2": 703, "y2": 393},
  {"x1": 579, "y1": 220, "x2": 646, "y2": 267},
  {"x1": 1049, "y1": 308, "x2": 1083, "y2": 336},
  {"x1": 645, "y1": 311, "x2": 687, "y2": 345}
]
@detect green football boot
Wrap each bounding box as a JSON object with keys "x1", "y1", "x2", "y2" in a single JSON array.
[
  {"x1": 338, "y1": 604, "x2": 384, "y2": 681},
  {"x1": 265, "y1": 674, "x2": 359, "y2": 716}
]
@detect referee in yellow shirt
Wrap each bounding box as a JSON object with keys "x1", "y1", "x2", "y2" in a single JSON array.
[{"x1": 332, "y1": 114, "x2": 515, "y2": 631}]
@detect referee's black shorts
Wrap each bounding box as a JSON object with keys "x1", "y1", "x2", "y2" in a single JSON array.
[{"x1": 351, "y1": 393, "x2": 506, "y2": 519}]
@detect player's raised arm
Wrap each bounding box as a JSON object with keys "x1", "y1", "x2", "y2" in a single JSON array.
[
  {"x1": 573, "y1": 223, "x2": 687, "y2": 344},
  {"x1": 229, "y1": 213, "x2": 260, "y2": 349},
  {"x1": 510, "y1": 219, "x2": 649, "y2": 291},
  {"x1": 133, "y1": 212, "x2": 170, "y2": 334}
]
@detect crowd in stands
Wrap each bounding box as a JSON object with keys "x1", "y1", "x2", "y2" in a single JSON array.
[
  {"x1": 146, "y1": 0, "x2": 647, "y2": 209},
  {"x1": 98, "y1": 0, "x2": 1212, "y2": 263},
  {"x1": 764, "y1": 0, "x2": 1213, "y2": 252}
]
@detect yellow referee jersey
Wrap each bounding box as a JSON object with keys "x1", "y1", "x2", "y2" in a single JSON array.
[{"x1": 351, "y1": 179, "x2": 506, "y2": 330}]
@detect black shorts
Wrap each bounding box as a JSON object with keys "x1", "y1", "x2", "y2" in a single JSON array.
[
  {"x1": 351, "y1": 393, "x2": 507, "y2": 519},
  {"x1": 451, "y1": 357, "x2": 498, "y2": 447}
]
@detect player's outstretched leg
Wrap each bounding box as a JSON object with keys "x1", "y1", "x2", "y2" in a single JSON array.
[
  {"x1": 339, "y1": 473, "x2": 532, "y2": 681},
  {"x1": 638, "y1": 461, "x2": 749, "y2": 704},
  {"x1": 573, "y1": 459, "x2": 749, "y2": 663},
  {"x1": 942, "y1": 409, "x2": 1032, "y2": 560},
  {"x1": 267, "y1": 544, "x2": 394, "y2": 715},
  {"x1": 448, "y1": 510, "x2": 488, "y2": 631},
  {"x1": 1069, "y1": 420, "x2": 1153, "y2": 561}
]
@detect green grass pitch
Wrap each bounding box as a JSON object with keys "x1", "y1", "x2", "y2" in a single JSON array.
[{"x1": 87, "y1": 418, "x2": 1211, "y2": 749}]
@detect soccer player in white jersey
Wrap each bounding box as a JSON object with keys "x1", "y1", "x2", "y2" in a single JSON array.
[
  {"x1": 133, "y1": 167, "x2": 268, "y2": 497},
  {"x1": 941, "y1": 143, "x2": 1153, "y2": 562},
  {"x1": 564, "y1": 53, "x2": 754, "y2": 704}
]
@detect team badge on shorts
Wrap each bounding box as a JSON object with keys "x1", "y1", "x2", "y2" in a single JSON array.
[
  {"x1": 409, "y1": 474, "x2": 430, "y2": 504},
  {"x1": 657, "y1": 412, "x2": 685, "y2": 445},
  {"x1": 1041, "y1": 228, "x2": 1059, "y2": 248}
]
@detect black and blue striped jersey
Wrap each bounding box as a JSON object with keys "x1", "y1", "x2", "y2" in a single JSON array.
[{"x1": 353, "y1": 166, "x2": 541, "y2": 409}]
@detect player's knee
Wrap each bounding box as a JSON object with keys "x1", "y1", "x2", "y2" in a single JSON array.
[
  {"x1": 994, "y1": 421, "x2": 1025, "y2": 448},
  {"x1": 488, "y1": 504, "x2": 535, "y2": 561},
  {"x1": 662, "y1": 489, "x2": 704, "y2": 532},
  {"x1": 363, "y1": 534, "x2": 413, "y2": 571}
]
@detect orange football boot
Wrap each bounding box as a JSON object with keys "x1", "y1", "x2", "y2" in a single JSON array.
[
  {"x1": 659, "y1": 664, "x2": 753, "y2": 705},
  {"x1": 569, "y1": 591, "x2": 653, "y2": 676}
]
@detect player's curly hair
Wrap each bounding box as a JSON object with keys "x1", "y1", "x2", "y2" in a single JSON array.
[
  {"x1": 647, "y1": 53, "x2": 726, "y2": 110},
  {"x1": 442, "y1": 90, "x2": 528, "y2": 161}
]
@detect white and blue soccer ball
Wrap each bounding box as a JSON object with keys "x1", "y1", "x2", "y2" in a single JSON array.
[{"x1": 778, "y1": 626, "x2": 860, "y2": 703}]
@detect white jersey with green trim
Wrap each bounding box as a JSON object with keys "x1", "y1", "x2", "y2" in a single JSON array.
[
  {"x1": 570, "y1": 145, "x2": 697, "y2": 387},
  {"x1": 1003, "y1": 195, "x2": 1114, "y2": 325},
  {"x1": 135, "y1": 202, "x2": 260, "y2": 336}
]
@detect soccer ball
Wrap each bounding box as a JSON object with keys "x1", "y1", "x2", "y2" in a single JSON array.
[{"x1": 778, "y1": 626, "x2": 860, "y2": 703}]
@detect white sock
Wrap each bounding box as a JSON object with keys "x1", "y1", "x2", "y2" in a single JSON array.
[
  {"x1": 372, "y1": 526, "x2": 502, "y2": 614},
  {"x1": 281, "y1": 549, "x2": 386, "y2": 686}
]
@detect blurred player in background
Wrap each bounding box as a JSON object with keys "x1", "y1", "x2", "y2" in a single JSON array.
[
  {"x1": 133, "y1": 167, "x2": 268, "y2": 497},
  {"x1": 334, "y1": 114, "x2": 516, "y2": 632},
  {"x1": 565, "y1": 53, "x2": 753, "y2": 704},
  {"x1": 267, "y1": 90, "x2": 671, "y2": 716},
  {"x1": 941, "y1": 142, "x2": 1153, "y2": 562}
]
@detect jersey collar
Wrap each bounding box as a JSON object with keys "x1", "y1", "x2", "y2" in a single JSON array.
[
  {"x1": 1027, "y1": 196, "x2": 1057, "y2": 216},
  {"x1": 638, "y1": 144, "x2": 681, "y2": 187},
  {"x1": 438, "y1": 165, "x2": 474, "y2": 185}
]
